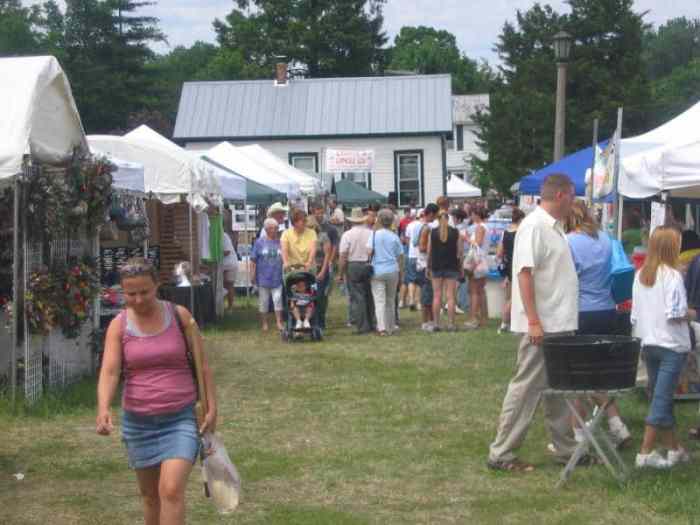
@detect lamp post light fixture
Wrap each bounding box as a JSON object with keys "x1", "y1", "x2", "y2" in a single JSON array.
[{"x1": 553, "y1": 30, "x2": 572, "y2": 162}]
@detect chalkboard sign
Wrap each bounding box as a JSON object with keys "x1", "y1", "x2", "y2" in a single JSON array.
[{"x1": 99, "y1": 245, "x2": 160, "y2": 286}]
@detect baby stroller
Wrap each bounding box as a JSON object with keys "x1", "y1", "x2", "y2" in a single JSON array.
[{"x1": 281, "y1": 270, "x2": 323, "y2": 342}]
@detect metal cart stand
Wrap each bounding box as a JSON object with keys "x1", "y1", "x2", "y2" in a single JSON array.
[{"x1": 545, "y1": 387, "x2": 634, "y2": 488}]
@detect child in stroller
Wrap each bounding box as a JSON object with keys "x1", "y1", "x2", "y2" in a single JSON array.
[
  {"x1": 282, "y1": 271, "x2": 323, "y2": 341},
  {"x1": 290, "y1": 279, "x2": 315, "y2": 330}
]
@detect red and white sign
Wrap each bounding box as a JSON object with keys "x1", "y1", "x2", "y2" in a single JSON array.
[{"x1": 325, "y1": 149, "x2": 374, "y2": 173}]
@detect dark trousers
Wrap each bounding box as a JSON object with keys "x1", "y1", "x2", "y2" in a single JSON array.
[
  {"x1": 347, "y1": 261, "x2": 375, "y2": 333},
  {"x1": 316, "y1": 271, "x2": 331, "y2": 329}
]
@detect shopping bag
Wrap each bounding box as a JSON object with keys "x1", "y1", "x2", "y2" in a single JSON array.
[
  {"x1": 201, "y1": 432, "x2": 241, "y2": 514},
  {"x1": 609, "y1": 236, "x2": 635, "y2": 304}
]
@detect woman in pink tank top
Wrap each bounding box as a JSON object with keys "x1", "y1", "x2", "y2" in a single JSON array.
[{"x1": 96, "y1": 258, "x2": 218, "y2": 525}]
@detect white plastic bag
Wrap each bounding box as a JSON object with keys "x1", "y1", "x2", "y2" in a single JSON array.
[{"x1": 201, "y1": 432, "x2": 241, "y2": 514}]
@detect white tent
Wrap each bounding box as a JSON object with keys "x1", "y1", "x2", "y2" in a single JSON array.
[
  {"x1": 88, "y1": 129, "x2": 222, "y2": 211},
  {"x1": 0, "y1": 56, "x2": 87, "y2": 180},
  {"x1": 619, "y1": 102, "x2": 700, "y2": 198},
  {"x1": 104, "y1": 155, "x2": 146, "y2": 193},
  {"x1": 205, "y1": 142, "x2": 301, "y2": 199},
  {"x1": 447, "y1": 175, "x2": 482, "y2": 198},
  {"x1": 186, "y1": 152, "x2": 246, "y2": 202},
  {"x1": 237, "y1": 144, "x2": 321, "y2": 196}
]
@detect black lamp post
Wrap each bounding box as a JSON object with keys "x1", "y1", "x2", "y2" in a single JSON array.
[{"x1": 553, "y1": 31, "x2": 572, "y2": 162}]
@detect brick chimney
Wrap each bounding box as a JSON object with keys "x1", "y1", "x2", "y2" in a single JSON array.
[{"x1": 275, "y1": 62, "x2": 288, "y2": 85}]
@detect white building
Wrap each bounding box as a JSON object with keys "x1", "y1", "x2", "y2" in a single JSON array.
[
  {"x1": 446, "y1": 94, "x2": 490, "y2": 182},
  {"x1": 174, "y1": 71, "x2": 486, "y2": 207}
]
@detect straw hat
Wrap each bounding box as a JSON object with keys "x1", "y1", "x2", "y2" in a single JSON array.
[
  {"x1": 347, "y1": 207, "x2": 367, "y2": 223},
  {"x1": 267, "y1": 202, "x2": 288, "y2": 216}
]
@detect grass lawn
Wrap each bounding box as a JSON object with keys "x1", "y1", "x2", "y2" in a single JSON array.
[{"x1": 2, "y1": 292, "x2": 700, "y2": 524}]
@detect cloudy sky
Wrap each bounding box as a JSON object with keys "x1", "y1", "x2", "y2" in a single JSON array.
[{"x1": 27, "y1": 0, "x2": 700, "y2": 64}]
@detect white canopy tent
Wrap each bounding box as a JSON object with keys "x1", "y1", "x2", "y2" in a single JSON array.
[
  {"x1": 447, "y1": 175, "x2": 482, "y2": 198},
  {"x1": 103, "y1": 155, "x2": 146, "y2": 193},
  {"x1": 0, "y1": 55, "x2": 91, "y2": 404},
  {"x1": 205, "y1": 142, "x2": 301, "y2": 199},
  {"x1": 88, "y1": 133, "x2": 221, "y2": 212},
  {"x1": 619, "y1": 102, "x2": 700, "y2": 198},
  {"x1": 0, "y1": 56, "x2": 87, "y2": 181},
  {"x1": 237, "y1": 144, "x2": 321, "y2": 196},
  {"x1": 188, "y1": 151, "x2": 246, "y2": 202}
]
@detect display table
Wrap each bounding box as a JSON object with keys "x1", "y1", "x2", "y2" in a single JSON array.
[{"x1": 159, "y1": 283, "x2": 215, "y2": 327}]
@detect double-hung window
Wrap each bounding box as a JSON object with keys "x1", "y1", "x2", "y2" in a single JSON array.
[
  {"x1": 288, "y1": 152, "x2": 318, "y2": 174},
  {"x1": 394, "y1": 151, "x2": 423, "y2": 207}
]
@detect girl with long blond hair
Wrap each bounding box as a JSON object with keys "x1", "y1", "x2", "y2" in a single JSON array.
[
  {"x1": 631, "y1": 226, "x2": 695, "y2": 469},
  {"x1": 427, "y1": 211, "x2": 462, "y2": 330}
]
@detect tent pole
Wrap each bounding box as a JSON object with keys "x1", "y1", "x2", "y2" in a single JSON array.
[
  {"x1": 188, "y1": 199, "x2": 194, "y2": 315},
  {"x1": 587, "y1": 118, "x2": 598, "y2": 205},
  {"x1": 10, "y1": 175, "x2": 20, "y2": 404},
  {"x1": 245, "y1": 199, "x2": 250, "y2": 302},
  {"x1": 611, "y1": 107, "x2": 624, "y2": 240}
]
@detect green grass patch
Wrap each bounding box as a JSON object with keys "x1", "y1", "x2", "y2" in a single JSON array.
[{"x1": 2, "y1": 292, "x2": 700, "y2": 524}]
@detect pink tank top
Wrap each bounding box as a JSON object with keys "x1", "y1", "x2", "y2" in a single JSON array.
[{"x1": 120, "y1": 301, "x2": 197, "y2": 415}]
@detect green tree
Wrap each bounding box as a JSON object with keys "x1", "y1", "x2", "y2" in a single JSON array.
[
  {"x1": 213, "y1": 0, "x2": 388, "y2": 77},
  {"x1": 644, "y1": 17, "x2": 700, "y2": 80},
  {"x1": 387, "y1": 26, "x2": 492, "y2": 93},
  {"x1": 0, "y1": 0, "x2": 41, "y2": 55},
  {"x1": 471, "y1": 0, "x2": 651, "y2": 194},
  {"x1": 31, "y1": 0, "x2": 165, "y2": 133}
]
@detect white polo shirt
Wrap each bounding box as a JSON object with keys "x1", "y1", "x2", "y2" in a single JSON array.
[{"x1": 511, "y1": 206, "x2": 578, "y2": 334}]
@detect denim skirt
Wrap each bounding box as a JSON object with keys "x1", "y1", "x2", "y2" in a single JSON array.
[{"x1": 121, "y1": 403, "x2": 200, "y2": 469}]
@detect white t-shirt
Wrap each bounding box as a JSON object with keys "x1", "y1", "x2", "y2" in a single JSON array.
[
  {"x1": 222, "y1": 233, "x2": 238, "y2": 270},
  {"x1": 406, "y1": 220, "x2": 423, "y2": 259},
  {"x1": 631, "y1": 266, "x2": 691, "y2": 352},
  {"x1": 510, "y1": 206, "x2": 578, "y2": 334}
]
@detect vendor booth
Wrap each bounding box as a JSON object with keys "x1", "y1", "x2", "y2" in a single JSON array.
[
  {"x1": 0, "y1": 56, "x2": 110, "y2": 404},
  {"x1": 88, "y1": 127, "x2": 224, "y2": 325}
]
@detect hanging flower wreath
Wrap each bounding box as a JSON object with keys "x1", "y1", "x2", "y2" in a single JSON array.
[
  {"x1": 24, "y1": 156, "x2": 114, "y2": 242},
  {"x1": 65, "y1": 156, "x2": 114, "y2": 234},
  {"x1": 22, "y1": 258, "x2": 99, "y2": 339},
  {"x1": 24, "y1": 267, "x2": 60, "y2": 335},
  {"x1": 53, "y1": 257, "x2": 100, "y2": 340}
]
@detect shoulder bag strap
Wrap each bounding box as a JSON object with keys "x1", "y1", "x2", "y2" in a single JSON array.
[
  {"x1": 370, "y1": 231, "x2": 376, "y2": 264},
  {"x1": 171, "y1": 301, "x2": 199, "y2": 398}
]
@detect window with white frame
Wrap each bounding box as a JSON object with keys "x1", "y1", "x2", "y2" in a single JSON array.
[
  {"x1": 289, "y1": 153, "x2": 318, "y2": 174},
  {"x1": 395, "y1": 151, "x2": 423, "y2": 207},
  {"x1": 335, "y1": 172, "x2": 372, "y2": 190}
]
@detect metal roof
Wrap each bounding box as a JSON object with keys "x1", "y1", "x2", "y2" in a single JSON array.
[{"x1": 173, "y1": 74, "x2": 453, "y2": 141}]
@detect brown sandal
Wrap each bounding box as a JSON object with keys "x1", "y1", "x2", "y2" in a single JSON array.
[{"x1": 487, "y1": 459, "x2": 535, "y2": 473}]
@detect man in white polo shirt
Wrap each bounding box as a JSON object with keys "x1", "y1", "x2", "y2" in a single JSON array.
[{"x1": 488, "y1": 174, "x2": 580, "y2": 472}]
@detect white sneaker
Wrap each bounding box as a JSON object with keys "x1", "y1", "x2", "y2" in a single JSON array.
[
  {"x1": 497, "y1": 323, "x2": 509, "y2": 334},
  {"x1": 455, "y1": 306, "x2": 465, "y2": 314},
  {"x1": 398, "y1": 301, "x2": 405, "y2": 309},
  {"x1": 295, "y1": 320, "x2": 303, "y2": 330},
  {"x1": 421, "y1": 322, "x2": 434, "y2": 332},
  {"x1": 667, "y1": 447, "x2": 691, "y2": 466},
  {"x1": 635, "y1": 450, "x2": 671, "y2": 469},
  {"x1": 303, "y1": 319, "x2": 311, "y2": 329},
  {"x1": 609, "y1": 420, "x2": 632, "y2": 447}
]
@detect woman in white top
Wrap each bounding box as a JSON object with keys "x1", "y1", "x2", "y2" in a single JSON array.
[
  {"x1": 631, "y1": 226, "x2": 695, "y2": 469},
  {"x1": 465, "y1": 207, "x2": 489, "y2": 329}
]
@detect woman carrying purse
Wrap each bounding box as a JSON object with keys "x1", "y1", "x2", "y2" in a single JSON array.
[{"x1": 96, "y1": 258, "x2": 218, "y2": 525}]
